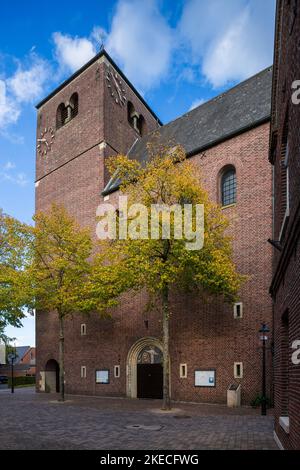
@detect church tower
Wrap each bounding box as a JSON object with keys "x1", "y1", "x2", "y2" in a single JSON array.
[
  {"x1": 35, "y1": 50, "x2": 161, "y2": 227},
  {"x1": 35, "y1": 52, "x2": 273, "y2": 406}
]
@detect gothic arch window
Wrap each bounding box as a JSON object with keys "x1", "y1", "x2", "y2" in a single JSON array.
[{"x1": 220, "y1": 166, "x2": 237, "y2": 207}]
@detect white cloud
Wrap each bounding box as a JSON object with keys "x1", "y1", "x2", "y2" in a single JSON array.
[
  {"x1": 52, "y1": 1, "x2": 174, "y2": 90},
  {"x1": 90, "y1": 26, "x2": 108, "y2": 47},
  {"x1": 50, "y1": 0, "x2": 275, "y2": 93},
  {"x1": 3, "y1": 161, "x2": 16, "y2": 170},
  {"x1": 179, "y1": 0, "x2": 276, "y2": 88},
  {"x1": 189, "y1": 98, "x2": 205, "y2": 111},
  {"x1": 0, "y1": 80, "x2": 20, "y2": 129},
  {"x1": 0, "y1": 53, "x2": 51, "y2": 131},
  {"x1": 0, "y1": 171, "x2": 28, "y2": 187},
  {"x1": 8, "y1": 56, "x2": 50, "y2": 103},
  {"x1": 0, "y1": 161, "x2": 28, "y2": 186},
  {"x1": 53, "y1": 32, "x2": 96, "y2": 73},
  {"x1": 105, "y1": 0, "x2": 174, "y2": 90}
]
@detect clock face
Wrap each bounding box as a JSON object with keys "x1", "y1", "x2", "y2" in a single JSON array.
[
  {"x1": 37, "y1": 127, "x2": 55, "y2": 156},
  {"x1": 106, "y1": 67, "x2": 126, "y2": 106}
]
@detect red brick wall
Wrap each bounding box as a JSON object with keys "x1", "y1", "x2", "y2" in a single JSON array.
[
  {"x1": 35, "y1": 55, "x2": 273, "y2": 406},
  {"x1": 20, "y1": 347, "x2": 36, "y2": 365},
  {"x1": 36, "y1": 120, "x2": 273, "y2": 405},
  {"x1": 270, "y1": 0, "x2": 300, "y2": 450}
]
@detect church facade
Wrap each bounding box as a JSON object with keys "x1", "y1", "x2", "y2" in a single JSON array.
[{"x1": 35, "y1": 50, "x2": 274, "y2": 405}]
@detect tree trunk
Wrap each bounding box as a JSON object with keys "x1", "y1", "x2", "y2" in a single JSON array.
[
  {"x1": 58, "y1": 313, "x2": 65, "y2": 402},
  {"x1": 162, "y1": 285, "x2": 171, "y2": 410}
]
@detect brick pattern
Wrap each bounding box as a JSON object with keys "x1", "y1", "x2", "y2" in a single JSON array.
[
  {"x1": 0, "y1": 389, "x2": 278, "y2": 450},
  {"x1": 270, "y1": 0, "x2": 300, "y2": 450},
  {"x1": 35, "y1": 55, "x2": 273, "y2": 406}
]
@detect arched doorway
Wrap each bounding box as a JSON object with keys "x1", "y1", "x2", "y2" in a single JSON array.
[
  {"x1": 137, "y1": 346, "x2": 163, "y2": 399},
  {"x1": 45, "y1": 359, "x2": 59, "y2": 393},
  {"x1": 126, "y1": 337, "x2": 163, "y2": 399}
]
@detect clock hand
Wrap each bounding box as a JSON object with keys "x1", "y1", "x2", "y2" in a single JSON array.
[{"x1": 112, "y1": 74, "x2": 122, "y2": 99}]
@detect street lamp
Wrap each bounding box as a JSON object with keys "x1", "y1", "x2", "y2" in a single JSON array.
[
  {"x1": 7, "y1": 349, "x2": 17, "y2": 394},
  {"x1": 259, "y1": 323, "x2": 270, "y2": 416}
]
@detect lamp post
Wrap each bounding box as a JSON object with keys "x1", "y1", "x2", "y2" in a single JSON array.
[
  {"x1": 259, "y1": 323, "x2": 270, "y2": 416},
  {"x1": 7, "y1": 349, "x2": 17, "y2": 394}
]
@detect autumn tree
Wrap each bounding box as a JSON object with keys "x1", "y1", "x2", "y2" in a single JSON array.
[
  {"x1": 0, "y1": 210, "x2": 33, "y2": 342},
  {"x1": 94, "y1": 142, "x2": 243, "y2": 410},
  {"x1": 29, "y1": 204, "x2": 94, "y2": 401}
]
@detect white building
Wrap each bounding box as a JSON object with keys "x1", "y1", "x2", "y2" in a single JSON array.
[{"x1": 0, "y1": 343, "x2": 6, "y2": 365}]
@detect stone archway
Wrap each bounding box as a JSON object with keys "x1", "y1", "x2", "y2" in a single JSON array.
[{"x1": 126, "y1": 337, "x2": 163, "y2": 399}]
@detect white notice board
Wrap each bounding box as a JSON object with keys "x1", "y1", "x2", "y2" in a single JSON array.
[{"x1": 195, "y1": 370, "x2": 216, "y2": 387}]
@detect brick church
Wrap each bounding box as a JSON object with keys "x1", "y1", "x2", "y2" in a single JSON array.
[
  {"x1": 270, "y1": 0, "x2": 300, "y2": 450},
  {"x1": 35, "y1": 49, "x2": 274, "y2": 405}
]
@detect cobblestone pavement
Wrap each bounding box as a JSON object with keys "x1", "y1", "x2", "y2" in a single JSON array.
[{"x1": 0, "y1": 387, "x2": 278, "y2": 450}]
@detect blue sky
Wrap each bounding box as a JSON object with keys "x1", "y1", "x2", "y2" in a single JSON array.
[{"x1": 1, "y1": 0, "x2": 276, "y2": 346}]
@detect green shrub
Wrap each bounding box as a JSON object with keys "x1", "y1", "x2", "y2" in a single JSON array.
[
  {"x1": 8, "y1": 376, "x2": 36, "y2": 387},
  {"x1": 250, "y1": 394, "x2": 273, "y2": 408}
]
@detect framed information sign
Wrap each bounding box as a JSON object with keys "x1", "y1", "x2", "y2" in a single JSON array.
[
  {"x1": 96, "y1": 369, "x2": 109, "y2": 384},
  {"x1": 195, "y1": 370, "x2": 216, "y2": 387}
]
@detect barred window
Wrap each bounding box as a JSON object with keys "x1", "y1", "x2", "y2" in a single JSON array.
[{"x1": 221, "y1": 168, "x2": 236, "y2": 206}]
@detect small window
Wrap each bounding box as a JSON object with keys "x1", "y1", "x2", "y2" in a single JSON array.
[
  {"x1": 81, "y1": 366, "x2": 86, "y2": 378},
  {"x1": 80, "y1": 323, "x2": 86, "y2": 336},
  {"x1": 114, "y1": 365, "x2": 120, "y2": 378},
  {"x1": 234, "y1": 362, "x2": 243, "y2": 379},
  {"x1": 180, "y1": 363, "x2": 187, "y2": 379},
  {"x1": 221, "y1": 167, "x2": 237, "y2": 207},
  {"x1": 234, "y1": 302, "x2": 243, "y2": 319}
]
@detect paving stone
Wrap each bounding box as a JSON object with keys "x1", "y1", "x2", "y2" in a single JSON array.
[{"x1": 0, "y1": 387, "x2": 278, "y2": 450}]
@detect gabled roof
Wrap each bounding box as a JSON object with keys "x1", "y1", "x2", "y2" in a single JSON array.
[
  {"x1": 36, "y1": 49, "x2": 162, "y2": 125},
  {"x1": 102, "y1": 66, "x2": 272, "y2": 196},
  {"x1": 15, "y1": 346, "x2": 30, "y2": 364}
]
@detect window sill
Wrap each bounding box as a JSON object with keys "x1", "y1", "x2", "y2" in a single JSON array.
[
  {"x1": 279, "y1": 416, "x2": 290, "y2": 434},
  {"x1": 221, "y1": 203, "x2": 236, "y2": 210}
]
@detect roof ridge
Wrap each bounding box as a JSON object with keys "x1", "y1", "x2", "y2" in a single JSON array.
[
  {"x1": 36, "y1": 49, "x2": 163, "y2": 125},
  {"x1": 130, "y1": 67, "x2": 273, "y2": 152}
]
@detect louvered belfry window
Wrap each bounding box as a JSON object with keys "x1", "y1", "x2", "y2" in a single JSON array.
[
  {"x1": 221, "y1": 168, "x2": 237, "y2": 207},
  {"x1": 280, "y1": 115, "x2": 289, "y2": 225},
  {"x1": 56, "y1": 93, "x2": 78, "y2": 130},
  {"x1": 56, "y1": 103, "x2": 66, "y2": 129},
  {"x1": 70, "y1": 93, "x2": 79, "y2": 119}
]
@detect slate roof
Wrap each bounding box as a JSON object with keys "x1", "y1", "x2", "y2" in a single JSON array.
[
  {"x1": 15, "y1": 346, "x2": 30, "y2": 364},
  {"x1": 102, "y1": 66, "x2": 272, "y2": 196}
]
